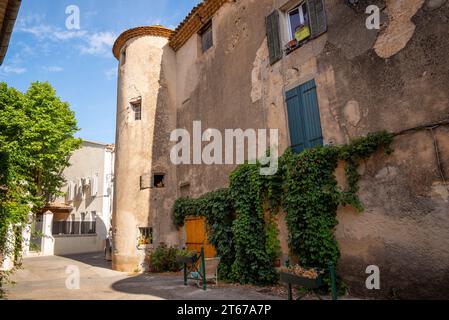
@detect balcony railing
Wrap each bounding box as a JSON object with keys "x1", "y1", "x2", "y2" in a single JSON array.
[{"x1": 52, "y1": 221, "x2": 96, "y2": 236}]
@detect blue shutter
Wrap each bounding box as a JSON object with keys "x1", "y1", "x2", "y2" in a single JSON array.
[
  {"x1": 286, "y1": 87, "x2": 306, "y2": 153},
  {"x1": 300, "y1": 80, "x2": 323, "y2": 148},
  {"x1": 286, "y1": 80, "x2": 323, "y2": 153}
]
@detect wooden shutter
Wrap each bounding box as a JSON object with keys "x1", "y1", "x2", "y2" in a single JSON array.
[
  {"x1": 300, "y1": 80, "x2": 323, "y2": 148},
  {"x1": 266, "y1": 10, "x2": 283, "y2": 65},
  {"x1": 307, "y1": 0, "x2": 327, "y2": 39},
  {"x1": 67, "y1": 181, "x2": 74, "y2": 202},
  {"x1": 286, "y1": 87, "x2": 307, "y2": 153},
  {"x1": 140, "y1": 174, "x2": 151, "y2": 189},
  {"x1": 90, "y1": 176, "x2": 98, "y2": 197},
  {"x1": 286, "y1": 80, "x2": 323, "y2": 153}
]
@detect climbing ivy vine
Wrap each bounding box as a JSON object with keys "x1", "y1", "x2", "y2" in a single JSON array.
[
  {"x1": 173, "y1": 131, "x2": 394, "y2": 287},
  {"x1": 173, "y1": 189, "x2": 235, "y2": 280},
  {"x1": 229, "y1": 163, "x2": 279, "y2": 284}
]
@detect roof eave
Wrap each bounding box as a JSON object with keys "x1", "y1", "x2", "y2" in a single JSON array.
[{"x1": 0, "y1": 0, "x2": 22, "y2": 66}]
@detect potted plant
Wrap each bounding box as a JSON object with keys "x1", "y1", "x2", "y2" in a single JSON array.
[
  {"x1": 137, "y1": 234, "x2": 152, "y2": 249},
  {"x1": 279, "y1": 265, "x2": 324, "y2": 289},
  {"x1": 175, "y1": 250, "x2": 197, "y2": 265}
]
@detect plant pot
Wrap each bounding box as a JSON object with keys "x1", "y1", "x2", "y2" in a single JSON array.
[
  {"x1": 280, "y1": 271, "x2": 324, "y2": 289},
  {"x1": 176, "y1": 254, "x2": 196, "y2": 265},
  {"x1": 287, "y1": 39, "x2": 297, "y2": 48}
]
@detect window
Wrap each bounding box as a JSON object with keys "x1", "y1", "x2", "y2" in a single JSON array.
[
  {"x1": 266, "y1": 0, "x2": 327, "y2": 60},
  {"x1": 200, "y1": 21, "x2": 213, "y2": 53},
  {"x1": 287, "y1": 3, "x2": 310, "y2": 41},
  {"x1": 153, "y1": 174, "x2": 165, "y2": 188},
  {"x1": 286, "y1": 79, "x2": 323, "y2": 153},
  {"x1": 138, "y1": 227, "x2": 153, "y2": 245},
  {"x1": 131, "y1": 101, "x2": 142, "y2": 121},
  {"x1": 121, "y1": 48, "x2": 126, "y2": 65}
]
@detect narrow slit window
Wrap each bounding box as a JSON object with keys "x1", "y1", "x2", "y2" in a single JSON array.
[
  {"x1": 131, "y1": 101, "x2": 142, "y2": 121},
  {"x1": 121, "y1": 48, "x2": 126, "y2": 65},
  {"x1": 200, "y1": 21, "x2": 213, "y2": 53}
]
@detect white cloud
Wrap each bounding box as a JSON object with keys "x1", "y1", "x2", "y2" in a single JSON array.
[
  {"x1": 19, "y1": 24, "x2": 88, "y2": 41},
  {"x1": 53, "y1": 30, "x2": 88, "y2": 41},
  {"x1": 43, "y1": 66, "x2": 64, "y2": 73},
  {"x1": 0, "y1": 66, "x2": 27, "y2": 75},
  {"x1": 80, "y1": 32, "x2": 116, "y2": 56},
  {"x1": 17, "y1": 15, "x2": 116, "y2": 57}
]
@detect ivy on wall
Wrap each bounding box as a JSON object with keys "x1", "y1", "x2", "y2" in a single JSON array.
[
  {"x1": 173, "y1": 189, "x2": 235, "y2": 280},
  {"x1": 229, "y1": 164, "x2": 279, "y2": 284},
  {"x1": 173, "y1": 131, "x2": 394, "y2": 286}
]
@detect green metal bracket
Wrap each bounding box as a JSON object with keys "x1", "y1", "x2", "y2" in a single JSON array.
[
  {"x1": 200, "y1": 247, "x2": 207, "y2": 291},
  {"x1": 328, "y1": 261, "x2": 338, "y2": 301}
]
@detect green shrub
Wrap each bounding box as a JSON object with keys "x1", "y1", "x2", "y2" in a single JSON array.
[{"x1": 148, "y1": 243, "x2": 192, "y2": 273}]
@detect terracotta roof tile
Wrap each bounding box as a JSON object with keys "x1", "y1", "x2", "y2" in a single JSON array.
[
  {"x1": 112, "y1": 0, "x2": 229, "y2": 59},
  {"x1": 112, "y1": 25, "x2": 174, "y2": 59}
]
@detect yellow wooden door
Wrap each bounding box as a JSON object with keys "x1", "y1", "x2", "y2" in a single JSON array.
[{"x1": 185, "y1": 217, "x2": 217, "y2": 258}]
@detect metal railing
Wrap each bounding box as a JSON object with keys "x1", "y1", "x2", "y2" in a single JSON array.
[{"x1": 52, "y1": 221, "x2": 96, "y2": 236}]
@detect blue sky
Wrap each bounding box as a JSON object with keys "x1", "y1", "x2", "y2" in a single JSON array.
[{"x1": 0, "y1": 0, "x2": 201, "y2": 144}]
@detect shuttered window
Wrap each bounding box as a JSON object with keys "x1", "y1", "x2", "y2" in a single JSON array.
[
  {"x1": 286, "y1": 79, "x2": 323, "y2": 153},
  {"x1": 306, "y1": 0, "x2": 327, "y2": 38},
  {"x1": 267, "y1": 1, "x2": 327, "y2": 62},
  {"x1": 266, "y1": 10, "x2": 282, "y2": 65},
  {"x1": 200, "y1": 21, "x2": 213, "y2": 53}
]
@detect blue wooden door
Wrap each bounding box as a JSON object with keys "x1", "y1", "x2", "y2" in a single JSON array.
[{"x1": 286, "y1": 79, "x2": 323, "y2": 153}]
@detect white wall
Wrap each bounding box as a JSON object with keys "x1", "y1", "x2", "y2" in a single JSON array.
[
  {"x1": 52, "y1": 141, "x2": 114, "y2": 255},
  {"x1": 54, "y1": 235, "x2": 104, "y2": 256}
]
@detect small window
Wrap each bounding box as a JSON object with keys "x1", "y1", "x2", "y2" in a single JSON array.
[
  {"x1": 153, "y1": 174, "x2": 165, "y2": 188},
  {"x1": 200, "y1": 21, "x2": 213, "y2": 53},
  {"x1": 121, "y1": 48, "x2": 126, "y2": 65},
  {"x1": 287, "y1": 3, "x2": 310, "y2": 42},
  {"x1": 131, "y1": 101, "x2": 142, "y2": 121},
  {"x1": 138, "y1": 227, "x2": 153, "y2": 245}
]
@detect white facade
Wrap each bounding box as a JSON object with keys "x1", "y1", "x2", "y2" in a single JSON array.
[{"x1": 26, "y1": 141, "x2": 115, "y2": 256}]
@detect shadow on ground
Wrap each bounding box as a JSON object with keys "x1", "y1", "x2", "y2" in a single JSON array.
[
  {"x1": 111, "y1": 274, "x2": 283, "y2": 300},
  {"x1": 59, "y1": 252, "x2": 112, "y2": 269}
]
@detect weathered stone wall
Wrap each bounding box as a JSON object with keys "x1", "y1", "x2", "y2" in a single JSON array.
[
  {"x1": 171, "y1": 0, "x2": 449, "y2": 298},
  {"x1": 112, "y1": 35, "x2": 178, "y2": 272}
]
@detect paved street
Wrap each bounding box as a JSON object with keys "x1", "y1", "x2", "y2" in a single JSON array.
[{"x1": 3, "y1": 253, "x2": 283, "y2": 300}]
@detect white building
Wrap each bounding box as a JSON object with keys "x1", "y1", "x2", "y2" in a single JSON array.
[{"x1": 27, "y1": 140, "x2": 115, "y2": 256}]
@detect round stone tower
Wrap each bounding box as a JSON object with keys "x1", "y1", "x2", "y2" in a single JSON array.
[{"x1": 112, "y1": 26, "x2": 178, "y2": 272}]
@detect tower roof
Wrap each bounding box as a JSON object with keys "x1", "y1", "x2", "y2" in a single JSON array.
[{"x1": 112, "y1": 25, "x2": 174, "y2": 60}]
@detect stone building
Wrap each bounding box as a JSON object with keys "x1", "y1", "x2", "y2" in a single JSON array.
[{"x1": 112, "y1": 0, "x2": 449, "y2": 298}]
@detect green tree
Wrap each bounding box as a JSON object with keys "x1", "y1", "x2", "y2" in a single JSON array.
[{"x1": 0, "y1": 82, "x2": 81, "y2": 290}]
